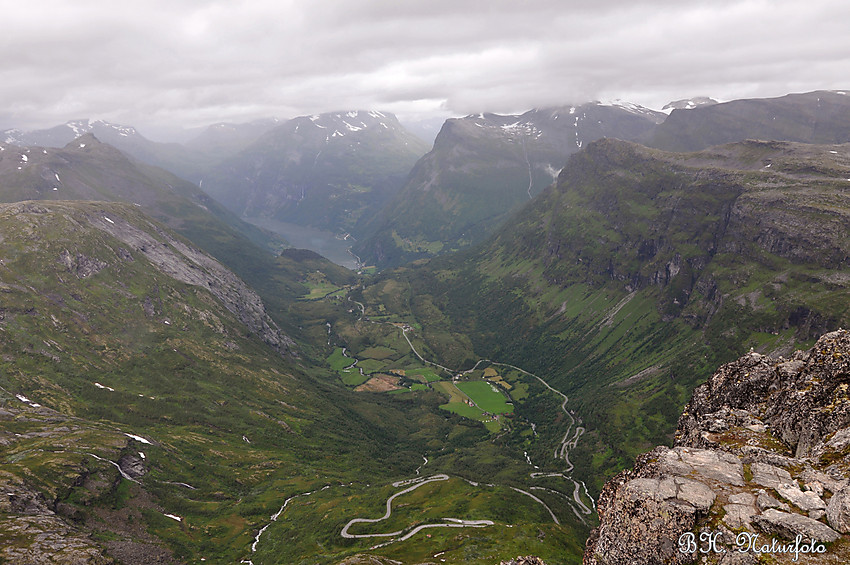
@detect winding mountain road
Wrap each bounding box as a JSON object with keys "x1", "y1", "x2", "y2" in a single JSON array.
[
  {"x1": 475, "y1": 361, "x2": 592, "y2": 517},
  {"x1": 333, "y1": 293, "x2": 595, "y2": 526},
  {"x1": 340, "y1": 474, "x2": 494, "y2": 548}
]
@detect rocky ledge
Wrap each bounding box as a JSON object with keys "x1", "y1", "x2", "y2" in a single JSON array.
[{"x1": 584, "y1": 329, "x2": 850, "y2": 564}]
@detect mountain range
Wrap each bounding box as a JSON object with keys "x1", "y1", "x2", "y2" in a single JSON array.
[
  {"x1": 0, "y1": 132, "x2": 286, "y2": 258},
  {"x1": 355, "y1": 90, "x2": 850, "y2": 267},
  {"x1": 3, "y1": 89, "x2": 850, "y2": 564},
  {"x1": 9, "y1": 91, "x2": 850, "y2": 273},
  {"x1": 651, "y1": 90, "x2": 850, "y2": 151},
  {"x1": 362, "y1": 136, "x2": 850, "y2": 490},
  {"x1": 198, "y1": 110, "x2": 429, "y2": 237},
  {"x1": 2, "y1": 117, "x2": 281, "y2": 186},
  {"x1": 352, "y1": 102, "x2": 665, "y2": 266},
  {"x1": 3, "y1": 112, "x2": 431, "y2": 250}
]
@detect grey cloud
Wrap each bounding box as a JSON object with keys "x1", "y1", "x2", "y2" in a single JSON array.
[{"x1": 1, "y1": 0, "x2": 847, "y2": 137}]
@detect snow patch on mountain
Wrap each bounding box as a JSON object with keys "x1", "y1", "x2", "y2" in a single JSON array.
[
  {"x1": 599, "y1": 99, "x2": 667, "y2": 122},
  {"x1": 661, "y1": 97, "x2": 719, "y2": 113},
  {"x1": 4, "y1": 129, "x2": 23, "y2": 144},
  {"x1": 2, "y1": 119, "x2": 141, "y2": 148}
]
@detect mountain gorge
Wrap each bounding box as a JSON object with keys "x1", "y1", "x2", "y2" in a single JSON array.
[
  {"x1": 199, "y1": 111, "x2": 429, "y2": 237},
  {"x1": 353, "y1": 102, "x2": 665, "y2": 267},
  {"x1": 1, "y1": 201, "x2": 542, "y2": 564},
  {"x1": 0, "y1": 199, "x2": 595, "y2": 564},
  {"x1": 365, "y1": 137, "x2": 850, "y2": 492},
  {"x1": 3, "y1": 90, "x2": 850, "y2": 564}
]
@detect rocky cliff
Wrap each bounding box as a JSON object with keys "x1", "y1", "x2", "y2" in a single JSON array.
[
  {"x1": 85, "y1": 205, "x2": 294, "y2": 354},
  {"x1": 584, "y1": 329, "x2": 850, "y2": 564},
  {"x1": 354, "y1": 103, "x2": 664, "y2": 267},
  {"x1": 651, "y1": 90, "x2": 850, "y2": 152},
  {"x1": 381, "y1": 137, "x2": 850, "y2": 492}
]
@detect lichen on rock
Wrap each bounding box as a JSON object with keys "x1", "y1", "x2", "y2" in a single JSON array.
[{"x1": 585, "y1": 330, "x2": 850, "y2": 564}]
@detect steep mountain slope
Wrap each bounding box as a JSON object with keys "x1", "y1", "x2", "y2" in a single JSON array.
[
  {"x1": 200, "y1": 110, "x2": 429, "y2": 236},
  {"x1": 364, "y1": 138, "x2": 850, "y2": 491},
  {"x1": 0, "y1": 201, "x2": 592, "y2": 564},
  {"x1": 651, "y1": 90, "x2": 850, "y2": 151},
  {"x1": 182, "y1": 118, "x2": 281, "y2": 176},
  {"x1": 0, "y1": 133, "x2": 286, "y2": 260},
  {"x1": 3, "y1": 119, "x2": 142, "y2": 148},
  {"x1": 0, "y1": 118, "x2": 210, "y2": 181},
  {"x1": 586, "y1": 330, "x2": 850, "y2": 564},
  {"x1": 353, "y1": 102, "x2": 665, "y2": 267},
  {"x1": 0, "y1": 201, "x2": 311, "y2": 563}
]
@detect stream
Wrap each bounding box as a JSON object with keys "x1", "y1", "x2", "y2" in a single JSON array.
[
  {"x1": 334, "y1": 297, "x2": 595, "y2": 522},
  {"x1": 238, "y1": 291, "x2": 596, "y2": 559}
]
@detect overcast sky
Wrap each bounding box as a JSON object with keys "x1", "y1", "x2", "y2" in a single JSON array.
[{"x1": 1, "y1": 0, "x2": 847, "y2": 139}]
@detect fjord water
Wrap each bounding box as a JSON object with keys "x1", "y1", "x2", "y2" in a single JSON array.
[{"x1": 244, "y1": 216, "x2": 359, "y2": 269}]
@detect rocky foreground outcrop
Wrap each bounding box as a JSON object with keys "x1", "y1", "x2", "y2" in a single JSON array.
[{"x1": 584, "y1": 330, "x2": 850, "y2": 564}]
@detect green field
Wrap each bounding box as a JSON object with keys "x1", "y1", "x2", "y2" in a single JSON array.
[
  {"x1": 356, "y1": 358, "x2": 386, "y2": 373},
  {"x1": 409, "y1": 368, "x2": 442, "y2": 382},
  {"x1": 299, "y1": 269, "x2": 347, "y2": 300},
  {"x1": 327, "y1": 347, "x2": 352, "y2": 372},
  {"x1": 440, "y1": 401, "x2": 486, "y2": 420},
  {"x1": 433, "y1": 381, "x2": 465, "y2": 403},
  {"x1": 359, "y1": 346, "x2": 397, "y2": 360},
  {"x1": 456, "y1": 381, "x2": 514, "y2": 414},
  {"x1": 340, "y1": 368, "x2": 370, "y2": 386},
  {"x1": 300, "y1": 281, "x2": 345, "y2": 300},
  {"x1": 434, "y1": 381, "x2": 501, "y2": 429}
]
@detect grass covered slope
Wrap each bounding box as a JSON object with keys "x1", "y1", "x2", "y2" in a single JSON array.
[
  {"x1": 0, "y1": 134, "x2": 287, "y2": 257},
  {"x1": 368, "y1": 138, "x2": 850, "y2": 491},
  {"x1": 0, "y1": 201, "x2": 403, "y2": 562},
  {"x1": 0, "y1": 201, "x2": 592, "y2": 564}
]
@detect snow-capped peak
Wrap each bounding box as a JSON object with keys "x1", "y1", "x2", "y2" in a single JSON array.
[
  {"x1": 3, "y1": 128, "x2": 23, "y2": 144},
  {"x1": 68, "y1": 119, "x2": 138, "y2": 137},
  {"x1": 300, "y1": 110, "x2": 395, "y2": 135},
  {"x1": 661, "y1": 97, "x2": 719, "y2": 113},
  {"x1": 598, "y1": 99, "x2": 664, "y2": 119}
]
